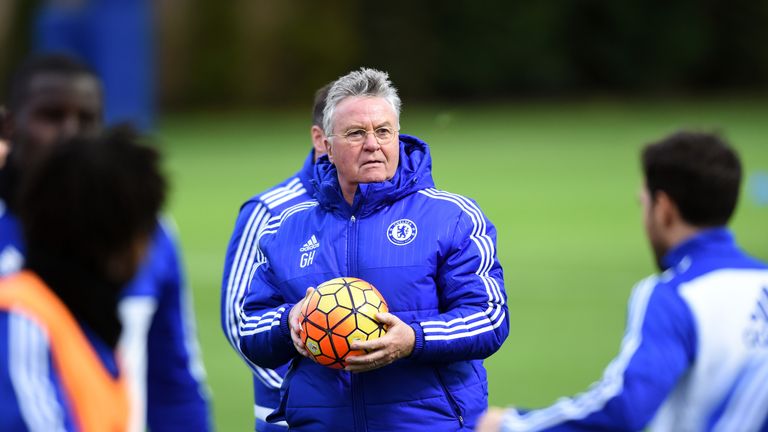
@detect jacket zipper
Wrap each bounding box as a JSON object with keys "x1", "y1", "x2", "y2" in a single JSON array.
[
  {"x1": 348, "y1": 215, "x2": 366, "y2": 431},
  {"x1": 348, "y1": 215, "x2": 359, "y2": 275},
  {"x1": 435, "y1": 368, "x2": 464, "y2": 428}
]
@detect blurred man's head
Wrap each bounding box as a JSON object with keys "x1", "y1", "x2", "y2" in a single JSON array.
[
  {"x1": 640, "y1": 131, "x2": 742, "y2": 269},
  {"x1": 19, "y1": 126, "x2": 165, "y2": 287},
  {"x1": 18, "y1": 126, "x2": 165, "y2": 347},
  {"x1": 311, "y1": 83, "x2": 331, "y2": 160},
  {"x1": 4, "y1": 54, "x2": 102, "y2": 172},
  {"x1": 323, "y1": 68, "x2": 401, "y2": 203}
]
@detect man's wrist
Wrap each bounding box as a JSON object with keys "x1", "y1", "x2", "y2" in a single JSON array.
[
  {"x1": 279, "y1": 304, "x2": 296, "y2": 343},
  {"x1": 407, "y1": 323, "x2": 424, "y2": 359}
]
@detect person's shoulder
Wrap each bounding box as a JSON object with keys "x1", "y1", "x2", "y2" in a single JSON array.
[
  {"x1": 151, "y1": 215, "x2": 180, "y2": 252},
  {"x1": 413, "y1": 187, "x2": 490, "y2": 220},
  {"x1": 663, "y1": 250, "x2": 768, "y2": 291},
  {"x1": 0, "y1": 198, "x2": 21, "y2": 235},
  {"x1": 262, "y1": 199, "x2": 319, "y2": 235},
  {"x1": 254, "y1": 200, "x2": 319, "y2": 256},
  {"x1": 242, "y1": 174, "x2": 314, "y2": 215},
  {"x1": 0, "y1": 308, "x2": 50, "y2": 346},
  {"x1": 626, "y1": 274, "x2": 694, "y2": 328}
]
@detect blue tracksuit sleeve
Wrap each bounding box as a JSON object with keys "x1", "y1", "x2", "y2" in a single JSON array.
[
  {"x1": 409, "y1": 203, "x2": 509, "y2": 362},
  {"x1": 501, "y1": 276, "x2": 697, "y2": 432},
  {"x1": 220, "y1": 200, "x2": 272, "y2": 372},
  {"x1": 239, "y1": 259, "x2": 298, "y2": 369},
  {"x1": 145, "y1": 223, "x2": 211, "y2": 431}
]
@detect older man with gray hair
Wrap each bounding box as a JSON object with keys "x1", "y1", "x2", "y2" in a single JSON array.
[{"x1": 239, "y1": 68, "x2": 509, "y2": 431}]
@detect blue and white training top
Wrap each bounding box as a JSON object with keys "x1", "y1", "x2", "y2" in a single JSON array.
[
  {"x1": 220, "y1": 149, "x2": 315, "y2": 432},
  {"x1": 502, "y1": 228, "x2": 768, "y2": 432},
  {"x1": 239, "y1": 135, "x2": 509, "y2": 431},
  {"x1": 0, "y1": 202, "x2": 211, "y2": 432}
]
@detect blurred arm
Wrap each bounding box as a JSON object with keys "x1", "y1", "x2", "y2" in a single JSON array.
[
  {"x1": 498, "y1": 277, "x2": 696, "y2": 432},
  {"x1": 143, "y1": 221, "x2": 211, "y2": 432}
]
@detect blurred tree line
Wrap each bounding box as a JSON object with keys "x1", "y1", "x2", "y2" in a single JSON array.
[{"x1": 1, "y1": 0, "x2": 767, "y2": 109}]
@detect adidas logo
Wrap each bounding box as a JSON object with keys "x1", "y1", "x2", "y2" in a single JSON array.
[
  {"x1": 745, "y1": 286, "x2": 768, "y2": 348},
  {"x1": 751, "y1": 286, "x2": 768, "y2": 323},
  {"x1": 300, "y1": 235, "x2": 320, "y2": 252}
]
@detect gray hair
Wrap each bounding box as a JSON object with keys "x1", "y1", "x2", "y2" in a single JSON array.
[{"x1": 323, "y1": 68, "x2": 401, "y2": 135}]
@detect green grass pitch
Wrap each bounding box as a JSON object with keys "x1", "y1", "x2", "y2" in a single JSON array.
[{"x1": 159, "y1": 99, "x2": 768, "y2": 431}]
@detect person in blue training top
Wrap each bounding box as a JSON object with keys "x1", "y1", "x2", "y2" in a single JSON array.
[
  {"x1": 477, "y1": 132, "x2": 768, "y2": 432},
  {"x1": 0, "y1": 127, "x2": 166, "y2": 431},
  {"x1": 221, "y1": 83, "x2": 330, "y2": 432},
  {"x1": 34, "y1": 0, "x2": 155, "y2": 131},
  {"x1": 0, "y1": 54, "x2": 211, "y2": 432},
  {"x1": 239, "y1": 68, "x2": 509, "y2": 431}
]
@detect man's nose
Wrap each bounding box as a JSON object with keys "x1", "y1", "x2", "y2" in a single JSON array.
[
  {"x1": 362, "y1": 133, "x2": 380, "y2": 151},
  {"x1": 60, "y1": 115, "x2": 81, "y2": 140}
]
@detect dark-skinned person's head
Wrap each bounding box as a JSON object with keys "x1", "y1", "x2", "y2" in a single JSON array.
[
  {"x1": 3, "y1": 54, "x2": 102, "y2": 173},
  {"x1": 17, "y1": 126, "x2": 165, "y2": 348}
]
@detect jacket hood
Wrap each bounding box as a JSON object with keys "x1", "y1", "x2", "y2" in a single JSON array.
[{"x1": 312, "y1": 134, "x2": 435, "y2": 217}]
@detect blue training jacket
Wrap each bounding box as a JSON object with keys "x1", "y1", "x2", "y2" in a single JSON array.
[
  {"x1": 221, "y1": 150, "x2": 315, "y2": 432},
  {"x1": 0, "y1": 203, "x2": 211, "y2": 431},
  {"x1": 239, "y1": 135, "x2": 509, "y2": 431},
  {"x1": 501, "y1": 228, "x2": 768, "y2": 432}
]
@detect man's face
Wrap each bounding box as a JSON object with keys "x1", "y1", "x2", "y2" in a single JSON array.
[
  {"x1": 106, "y1": 234, "x2": 152, "y2": 286},
  {"x1": 640, "y1": 183, "x2": 667, "y2": 269},
  {"x1": 326, "y1": 96, "x2": 399, "y2": 191},
  {"x1": 12, "y1": 73, "x2": 102, "y2": 170}
]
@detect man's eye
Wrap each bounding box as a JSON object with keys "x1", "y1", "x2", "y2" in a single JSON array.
[
  {"x1": 38, "y1": 107, "x2": 65, "y2": 122},
  {"x1": 346, "y1": 130, "x2": 366, "y2": 140},
  {"x1": 375, "y1": 128, "x2": 392, "y2": 139}
]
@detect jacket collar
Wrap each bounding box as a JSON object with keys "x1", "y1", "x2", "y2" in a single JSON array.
[
  {"x1": 661, "y1": 227, "x2": 736, "y2": 270},
  {"x1": 311, "y1": 134, "x2": 435, "y2": 218}
]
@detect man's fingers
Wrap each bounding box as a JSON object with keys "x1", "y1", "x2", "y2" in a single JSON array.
[
  {"x1": 292, "y1": 315, "x2": 303, "y2": 332},
  {"x1": 292, "y1": 333, "x2": 309, "y2": 357},
  {"x1": 374, "y1": 312, "x2": 398, "y2": 325},
  {"x1": 350, "y1": 336, "x2": 385, "y2": 352},
  {"x1": 294, "y1": 344, "x2": 309, "y2": 357},
  {"x1": 345, "y1": 350, "x2": 385, "y2": 365},
  {"x1": 345, "y1": 363, "x2": 375, "y2": 373}
]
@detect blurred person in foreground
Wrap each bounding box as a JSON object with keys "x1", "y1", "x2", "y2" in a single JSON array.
[
  {"x1": 0, "y1": 127, "x2": 165, "y2": 431},
  {"x1": 221, "y1": 83, "x2": 330, "y2": 431},
  {"x1": 477, "y1": 132, "x2": 768, "y2": 432},
  {"x1": 239, "y1": 68, "x2": 509, "y2": 431},
  {"x1": 0, "y1": 54, "x2": 211, "y2": 431}
]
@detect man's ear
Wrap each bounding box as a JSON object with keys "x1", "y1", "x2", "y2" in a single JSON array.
[
  {"x1": 310, "y1": 125, "x2": 325, "y2": 157},
  {"x1": 324, "y1": 138, "x2": 334, "y2": 163},
  {"x1": 654, "y1": 190, "x2": 681, "y2": 228}
]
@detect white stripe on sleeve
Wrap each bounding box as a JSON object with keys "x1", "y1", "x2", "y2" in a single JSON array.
[
  {"x1": 223, "y1": 201, "x2": 282, "y2": 388},
  {"x1": 8, "y1": 311, "x2": 67, "y2": 432}
]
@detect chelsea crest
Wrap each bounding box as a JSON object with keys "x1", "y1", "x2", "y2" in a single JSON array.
[{"x1": 387, "y1": 219, "x2": 417, "y2": 246}]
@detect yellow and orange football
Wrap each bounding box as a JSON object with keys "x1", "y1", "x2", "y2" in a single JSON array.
[{"x1": 300, "y1": 277, "x2": 388, "y2": 369}]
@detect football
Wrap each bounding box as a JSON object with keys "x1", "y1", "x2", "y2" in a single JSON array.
[{"x1": 300, "y1": 277, "x2": 388, "y2": 369}]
